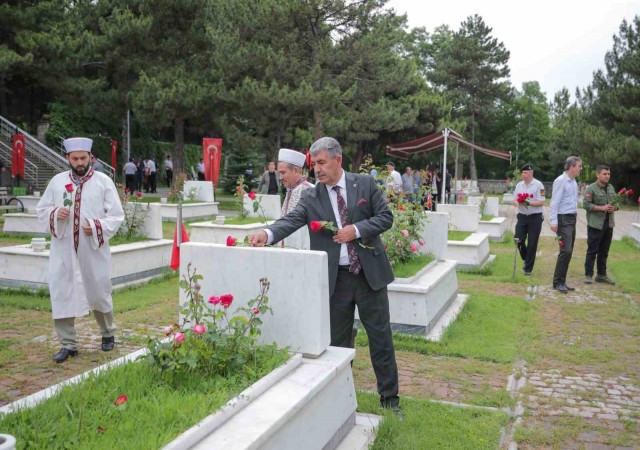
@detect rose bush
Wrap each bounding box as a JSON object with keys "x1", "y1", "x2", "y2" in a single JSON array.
[{"x1": 142, "y1": 264, "x2": 275, "y2": 383}]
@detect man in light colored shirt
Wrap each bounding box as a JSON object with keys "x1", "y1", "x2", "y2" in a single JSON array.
[
  {"x1": 385, "y1": 161, "x2": 402, "y2": 198},
  {"x1": 549, "y1": 156, "x2": 582, "y2": 293},
  {"x1": 401, "y1": 166, "x2": 414, "y2": 201},
  {"x1": 512, "y1": 163, "x2": 546, "y2": 275},
  {"x1": 123, "y1": 158, "x2": 137, "y2": 193}
]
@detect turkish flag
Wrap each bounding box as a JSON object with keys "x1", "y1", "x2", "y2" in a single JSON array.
[
  {"x1": 203, "y1": 138, "x2": 223, "y2": 187},
  {"x1": 304, "y1": 148, "x2": 311, "y2": 169},
  {"x1": 11, "y1": 134, "x2": 25, "y2": 178},
  {"x1": 169, "y1": 223, "x2": 190, "y2": 271},
  {"x1": 111, "y1": 140, "x2": 118, "y2": 175}
]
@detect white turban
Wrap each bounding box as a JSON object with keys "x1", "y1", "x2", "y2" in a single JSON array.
[
  {"x1": 278, "y1": 148, "x2": 306, "y2": 167},
  {"x1": 63, "y1": 137, "x2": 93, "y2": 153}
]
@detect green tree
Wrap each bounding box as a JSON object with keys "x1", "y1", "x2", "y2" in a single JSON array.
[{"x1": 427, "y1": 14, "x2": 511, "y2": 179}]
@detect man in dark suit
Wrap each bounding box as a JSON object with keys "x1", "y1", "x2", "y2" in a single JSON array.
[{"x1": 249, "y1": 137, "x2": 400, "y2": 412}]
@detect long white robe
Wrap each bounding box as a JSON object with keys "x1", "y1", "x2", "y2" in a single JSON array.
[
  {"x1": 36, "y1": 169, "x2": 124, "y2": 319},
  {"x1": 278, "y1": 178, "x2": 313, "y2": 249}
]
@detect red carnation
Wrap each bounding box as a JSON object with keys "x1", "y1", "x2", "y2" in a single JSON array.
[
  {"x1": 310, "y1": 221, "x2": 323, "y2": 232},
  {"x1": 248, "y1": 191, "x2": 256, "y2": 200},
  {"x1": 65, "y1": 184, "x2": 73, "y2": 193},
  {"x1": 219, "y1": 294, "x2": 234, "y2": 308},
  {"x1": 226, "y1": 236, "x2": 237, "y2": 246}
]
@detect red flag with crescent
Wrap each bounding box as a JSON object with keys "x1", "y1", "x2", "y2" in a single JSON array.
[
  {"x1": 11, "y1": 134, "x2": 26, "y2": 178},
  {"x1": 203, "y1": 138, "x2": 223, "y2": 187},
  {"x1": 111, "y1": 140, "x2": 118, "y2": 174},
  {"x1": 304, "y1": 148, "x2": 311, "y2": 169}
]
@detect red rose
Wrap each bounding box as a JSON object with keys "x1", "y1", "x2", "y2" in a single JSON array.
[
  {"x1": 226, "y1": 236, "x2": 237, "y2": 246},
  {"x1": 626, "y1": 189, "x2": 633, "y2": 196},
  {"x1": 65, "y1": 184, "x2": 73, "y2": 192},
  {"x1": 558, "y1": 241, "x2": 564, "y2": 247},
  {"x1": 208, "y1": 295, "x2": 220, "y2": 305},
  {"x1": 397, "y1": 205, "x2": 405, "y2": 211},
  {"x1": 136, "y1": 192, "x2": 143, "y2": 198},
  {"x1": 310, "y1": 221, "x2": 322, "y2": 232},
  {"x1": 619, "y1": 188, "x2": 626, "y2": 195},
  {"x1": 253, "y1": 307, "x2": 260, "y2": 314},
  {"x1": 219, "y1": 294, "x2": 234, "y2": 308},
  {"x1": 248, "y1": 191, "x2": 256, "y2": 200},
  {"x1": 114, "y1": 395, "x2": 127, "y2": 406},
  {"x1": 357, "y1": 198, "x2": 367, "y2": 206}
]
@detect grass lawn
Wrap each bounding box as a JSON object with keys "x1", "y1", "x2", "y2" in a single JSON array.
[
  {"x1": 448, "y1": 230, "x2": 472, "y2": 241},
  {"x1": 392, "y1": 254, "x2": 434, "y2": 278},
  {"x1": 357, "y1": 391, "x2": 509, "y2": 450}
]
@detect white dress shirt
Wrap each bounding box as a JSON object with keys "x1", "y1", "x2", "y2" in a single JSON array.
[
  {"x1": 266, "y1": 170, "x2": 359, "y2": 264},
  {"x1": 549, "y1": 172, "x2": 578, "y2": 225}
]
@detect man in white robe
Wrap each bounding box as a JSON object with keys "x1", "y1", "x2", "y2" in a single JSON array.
[
  {"x1": 277, "y1": 149, "x2": 313, "y2": 249},
  {"x1": 36, "y1": 137, "x2": 124, "y2": 363}
]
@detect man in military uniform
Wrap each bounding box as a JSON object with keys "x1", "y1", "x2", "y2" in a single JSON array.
[{"x1": 583, "y1": 165, "x2": 617, "y2": 285}]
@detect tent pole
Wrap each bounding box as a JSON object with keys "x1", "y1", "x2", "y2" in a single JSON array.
[{"x1": 442, "y1": 128, "x2": 450, "y2": 204}]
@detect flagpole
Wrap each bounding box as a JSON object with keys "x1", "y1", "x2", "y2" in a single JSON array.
[
  {"x1": 442, "y1": 128, "x2": 450, "y2": 204},
  {"x1": 177, "y1": 196, "x2": 183, "y2": 247}
]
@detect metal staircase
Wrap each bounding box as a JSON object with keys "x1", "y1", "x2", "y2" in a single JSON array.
[{"x1": 0, "y1": 115, "x2": 114, "y2": 191}]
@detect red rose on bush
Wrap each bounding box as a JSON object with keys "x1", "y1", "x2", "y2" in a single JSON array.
[
  {"x1": 219, "y1": 294, "x2": 234, "y2": 308},
  {"x1": 248, "y1": 191, "x2": 256, "y2": 200},
  {"x1": 226, "y1": 236, "x2": 237, "y2": 246},
  {"x1": 253, "y1": 307, "x2": 260, "y2": 314},
  {"x1": 136, "y1": 192, "x2": 143, "y2": 198},
  {"x1": 208, "y1": 295, "x2": 220, "y2": 305}
]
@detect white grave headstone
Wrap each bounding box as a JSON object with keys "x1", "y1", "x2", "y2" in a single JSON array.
[
  {"x1": 180, "y1": 243, "x2": 330, "y2": 357},
  {"x1": 467, "y1": 196, "x2": 499, "y2": 216},
  {"x1": 184, "y1": 181, "x2": 215, "y2": 202},
  {"x1": 437, "y1": 204, "x2": 480, "y2": 231},
  {"x1": 419, "y1": 212, "x2": 448, "y2": 259},
  {"x1": 244, "y1": 194, "x2": 281, "y2": 220}
]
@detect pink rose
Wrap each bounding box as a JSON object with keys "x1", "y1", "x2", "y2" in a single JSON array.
[
  {"x1": 248, "y1": 191, "x2": 256, "y2": 200},
  {"x1": 401, "y1": 230, "x2": 409, "y2": 238},
  {"x1": 410, "y1": 242, "x2": 418, "y2": 252},
  {"x1": 418, "y1": 238, "x2": 425, "y2": 246},
  {"x1": 163, "y1": 326, "x2": 173, "y2": 336},
  {"x1": 253, "y1": 307, "x2": 260, "y2": 314},
  {"x1": 208, "y1": 295, "x2": 220, "y2": 305},
  {"x1": 220, "y1": 294, "x2": 234, "y2": 308},
  {"x1": 174, "y1": 332, "x2": 185, "y2": 343},
  {"x1": 226, "y1": 236, "x2": 237, "y2": 246},
  {"x1": 193, "y1": 324, "x2": 206, "y2": 335},
  {"x1": 114, "y1": 395, "x2": 127, "y2": 406}
]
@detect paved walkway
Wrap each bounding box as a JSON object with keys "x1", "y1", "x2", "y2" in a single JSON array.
[{"x1": 499, "y1": 204, "x2": 639, "y2": 241}]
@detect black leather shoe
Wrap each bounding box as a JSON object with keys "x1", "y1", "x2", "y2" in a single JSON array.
[
  {"x1": 565, "y1": 284, "x2": 576, "y2": 291},
  {"x1": 382, "y1": 403, "x2": 404, "y2": 421},
  {"x1": 555, "y1": 284, "x2": 569, "y2": 293},
  {"x1": 53, "y1": 348, "x2": 78, "y2": 363},
  {"x1": 102, "y1": 336, "x2": 115, "y2": 352}
]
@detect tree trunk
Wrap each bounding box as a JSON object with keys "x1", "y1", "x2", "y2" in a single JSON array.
[
  {"x1": 469, "y1": 115, "x2": 478, "y2": 180},
  {"x1": 0, "y1": 73, "x2": 7, "y2": 118},
  {"x1": 174, "y1": 118, "x2": 185, "y2": 183},
  {"x1": 351, "y1": 144, "x2": 364, "y2": 172}
]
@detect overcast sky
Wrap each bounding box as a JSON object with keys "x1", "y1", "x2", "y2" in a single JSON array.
[{"x1": 387, "y1": 0, "x2": 640, "y2": 101}]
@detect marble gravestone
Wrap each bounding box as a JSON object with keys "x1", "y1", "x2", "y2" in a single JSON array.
[{"x1": 179, "y1": 243, "x2": 330, "y2": 357}]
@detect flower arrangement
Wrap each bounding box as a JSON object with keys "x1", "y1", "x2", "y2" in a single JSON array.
[
  {"x1": 610, "y1": 187, "x2": 634, "y2": 208},
  {"x1": 116, "y1": 183, "x2": 149, "y2": 241},
  {"x1": 235, "y1": 175, "x2": 249, "y2": 218},
  {"x1": 142, "y1": 264, "x2": 274, "y2": 382},
  {"x1": 380, "y1": 196, "x2": 425, "y2": 267},
  {"x1": 517, "y1": 192, "x2": 534, "y2": 208}
]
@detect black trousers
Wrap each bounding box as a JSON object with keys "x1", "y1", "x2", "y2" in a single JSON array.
[
  {"x1": 166, "y1": 169, "x2": 173, "y2": 187},
  {"x1": 585, "y1": 220, "x2": 613, "y2": 277},
  {"x1": 331, "y1": 268, "x2": 399, "y2": 407},
  {"x1": 125, "y1": 174, "x2": 136, "y2": 193},
  {"x1": 553, "y1": 214, "x2": 577, "y2": 286},
  {"x1": 149, "y1": 172, "x2": 157, "y2": 193},
  {"x1": 515, "y1": 213, "x2": 543, "y2": 273}
]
